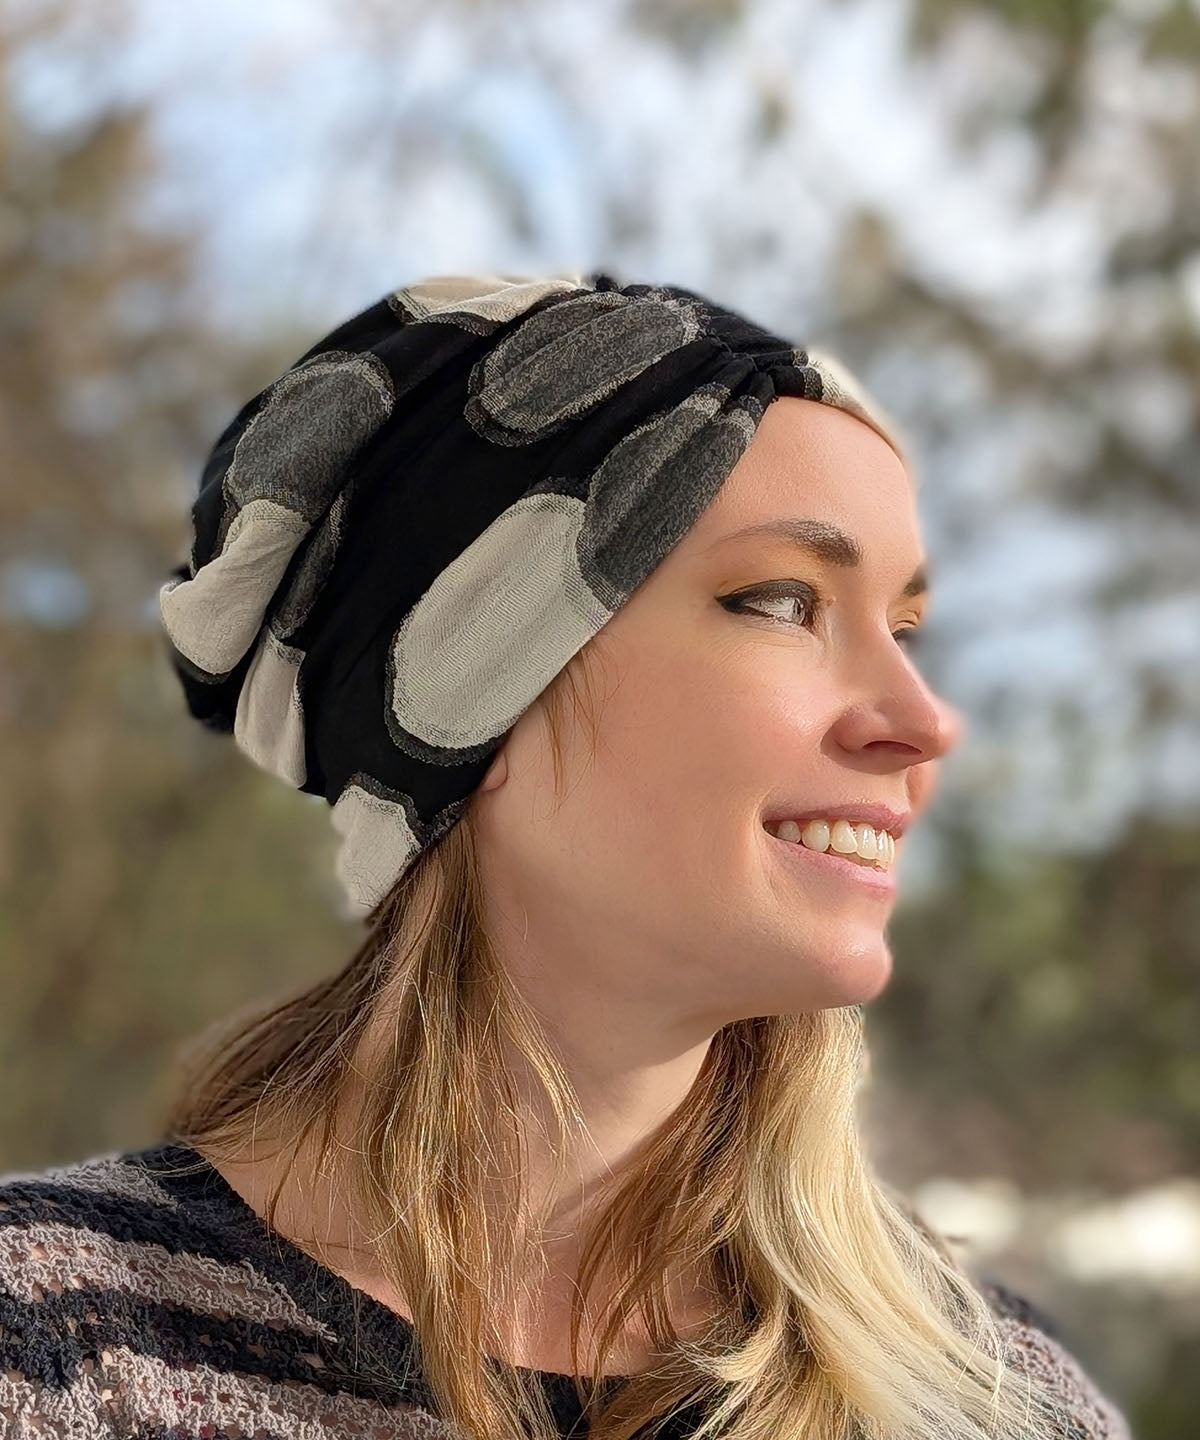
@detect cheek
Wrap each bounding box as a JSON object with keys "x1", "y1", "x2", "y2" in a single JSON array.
[{"x1": 578, "y1": 647, "x2": 833, "y2": 837}]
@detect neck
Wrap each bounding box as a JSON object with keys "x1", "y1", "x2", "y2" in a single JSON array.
[{"x1": 197, "y1": 971, "x2": 721, "y2": 1370}]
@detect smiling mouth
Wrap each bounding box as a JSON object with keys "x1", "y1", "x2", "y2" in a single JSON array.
[
  {"x1": 762, "y1": 818, "x2": 896, "y2": 872},
  {"x1": 762, "y1": 829, "x2": 897, "y2": 894}
]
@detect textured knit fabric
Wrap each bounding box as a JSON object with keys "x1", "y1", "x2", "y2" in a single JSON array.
[
  {"x1": 0, "y1": 1142, "x2": 1134, "y2": 1439},
  {"x1": 156, "y1": 270, "x2": 913, "y2": 922}
]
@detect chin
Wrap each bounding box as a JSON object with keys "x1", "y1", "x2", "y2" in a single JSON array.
[{"x1": 807, "y1": 935, "x2": 895, "y2": 1008}]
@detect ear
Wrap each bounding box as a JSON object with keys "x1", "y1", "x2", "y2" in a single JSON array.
[{"x1": 478, "y1": 745, "x2": 508, "y2": 793}]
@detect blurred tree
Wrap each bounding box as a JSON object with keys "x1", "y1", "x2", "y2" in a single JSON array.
[
  {"x1": 0, "y1": 0, "x2": 353, "y2": 1166},
  {"x1": 870, "y1": 813, "x2": 1200, "y2": 1190}
]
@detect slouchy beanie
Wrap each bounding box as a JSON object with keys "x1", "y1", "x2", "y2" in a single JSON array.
[{"x1": 158, "y1": 270, "x2": 910, "y2": 920}]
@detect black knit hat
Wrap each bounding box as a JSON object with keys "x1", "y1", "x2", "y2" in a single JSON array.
[{"x1": 158, "y1": 270, "x2": 910, "y2": 920}]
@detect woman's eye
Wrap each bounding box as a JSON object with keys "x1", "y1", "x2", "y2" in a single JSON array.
[
  {"x1": 723, "y1": 586, "x2": 924, "y2": 651},
  {"x1": 721, "y1": 584, "x2": 822, "y2": 629}
]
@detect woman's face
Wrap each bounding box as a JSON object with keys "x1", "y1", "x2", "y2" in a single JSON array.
[{"x1": 472, "y1": 395, "x2": 965, "y2": 1033}]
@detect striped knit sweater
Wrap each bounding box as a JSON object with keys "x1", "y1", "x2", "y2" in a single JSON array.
[{"x1": 0, "y1": 1140, "x2": 1133, "y2": 1439}]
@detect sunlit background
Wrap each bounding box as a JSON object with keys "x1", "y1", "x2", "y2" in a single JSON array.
[{"x1": 2, "y1": 0, "x2": 1198, "y2": 1430}]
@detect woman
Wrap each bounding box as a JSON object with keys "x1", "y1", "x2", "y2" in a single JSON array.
[{"x1": 0, "y1": 273, "x2": 1132, "y2": 1440}]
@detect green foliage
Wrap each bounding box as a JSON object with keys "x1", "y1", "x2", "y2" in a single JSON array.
[
  {"x1": 874, "y1": 815, "x2": 1200, "y2": 1191},
  {"x1": 911, "y1": 0, "x2": 1117, "y2": 49}
]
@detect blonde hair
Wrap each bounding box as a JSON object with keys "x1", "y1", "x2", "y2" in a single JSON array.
[{"x1": 165, "y1": 647, "x2": 1070, "y2": 1440}]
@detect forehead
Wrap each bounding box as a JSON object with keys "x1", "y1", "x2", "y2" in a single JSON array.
[{"x1": 689, "y1": 395, "x2": 920, "y2": 554}]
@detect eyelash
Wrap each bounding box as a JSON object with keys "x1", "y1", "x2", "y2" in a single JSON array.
[{"x1": 722, "y1": 583, "x2": 923, "y2": 649}]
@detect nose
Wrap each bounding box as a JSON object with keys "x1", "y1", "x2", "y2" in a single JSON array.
[
  {"x1": 927, "y1": 690, "x2": 967, "y2": 757},
  {"x1": 835, "y1": 645, "x2": 968, "y2": 763}
]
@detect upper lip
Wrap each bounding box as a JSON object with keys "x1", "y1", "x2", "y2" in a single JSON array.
[{"x1": 761, "y1": 802, "x2": 913, "y2": 838}]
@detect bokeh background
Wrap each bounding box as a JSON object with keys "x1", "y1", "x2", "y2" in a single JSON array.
[{"x1": 2, "y1": 0, "x2": 1198, "y2": 1431}]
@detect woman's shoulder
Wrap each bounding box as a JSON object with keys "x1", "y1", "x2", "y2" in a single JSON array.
[
  {"x1": 0, "y1": 1141, "x2": 454, "y2": 1439},
  {"x1": 0, "y1": 1143, "x2": 193, "y2": 1437},
  {"x1": 0, "y1": 1141, "x2": 214, "y2": 1304},
  {"x1": 0, "y1": 1137, "x2": 342, "y2": 1320},
  {"x1": 976, "y1": 1276, "x2": 1134, "y2": 1440}
]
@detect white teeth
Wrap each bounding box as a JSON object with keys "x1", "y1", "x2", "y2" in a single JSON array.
[{"x1": 768, "y1": 816, "x2": 896, "y2": 869}]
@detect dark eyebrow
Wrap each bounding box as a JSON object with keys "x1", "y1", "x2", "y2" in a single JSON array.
[{"x1": 712, "y1": 518, "x2": 928, "y2": 598}]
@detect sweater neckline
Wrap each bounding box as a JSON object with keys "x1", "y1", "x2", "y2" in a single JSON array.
[{"x1": 125, "y1": 1137, "x2": 630, "y2": 1413}]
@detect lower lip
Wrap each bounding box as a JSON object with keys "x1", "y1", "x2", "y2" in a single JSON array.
[{"x1": 763, "y1": 828, "x2": 897, "y2": 896}]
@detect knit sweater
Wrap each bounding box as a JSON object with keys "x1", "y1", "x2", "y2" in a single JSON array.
[{"x1": 0, "y1": 1140, "x2": 1133, "y2": 1439}]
